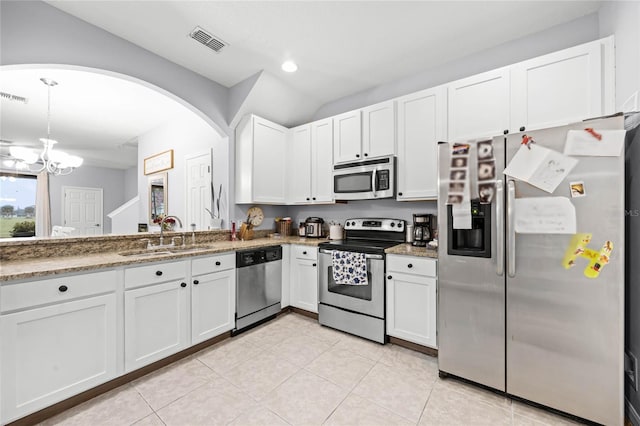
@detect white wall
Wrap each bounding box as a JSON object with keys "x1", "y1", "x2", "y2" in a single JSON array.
[
  {"x1": 123, "y1": 166, "x2": 138, "y2": 201},
  {"x1": 137, "y1": 114, "x2": 228, "y2": 231},
  {"x1": 599, "y1": 1, "x2": 640, "y2": 111},
  {"x1": 49, "y1": 165, "x2": 126, "y2": 234},
  {"x1": 0, "y1": 0, "x2": 230, "y2": 137},
  {"x1": 313, "y1": 13, "x2": 601, "y2": 120}
]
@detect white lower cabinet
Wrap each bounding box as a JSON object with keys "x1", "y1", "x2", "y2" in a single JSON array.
[
  {"x1": 290, "y1": 246, "x2": 318, "y2": 313},
  {"x1": 191, "y1": 254, "x2": 236, "y2": 344},
  {"x1": 124, "y1": 260, "x2": 190, "y2": 372},
  {"x1": 386, "y1": 255, "x2": 437, "y2": 348},
  {"x1": 0, "y1": 272, "x2": 118, "y2": 424}
]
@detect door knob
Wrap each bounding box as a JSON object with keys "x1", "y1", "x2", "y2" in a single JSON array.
[
  {"x1": 387, "y1": 275, "x2": 392, "y2": 279},
  {"x1": 180, "y1": 282, "x2": 187, "y2": 288},
  {"x1": 215, "y1": 261, "x2": 221, "y2": 266},
  {"x1": 155, "y1": 270, "x2": 163, "y2": 276},
  {"x1": 193, "y1": 280, "x2": 199, "y2": 285},
  {"x1": 58, "y1": 285, "x2": 68, "y2": 292}
]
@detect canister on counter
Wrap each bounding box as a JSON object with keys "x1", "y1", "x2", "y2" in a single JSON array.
[{"x1": 405, "y1": 224, "x2": 415, "y2": 243}]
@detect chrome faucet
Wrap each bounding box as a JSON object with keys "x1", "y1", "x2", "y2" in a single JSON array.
[{"x1": 159, "y1": 215, "x2": 183, "y2": 246}]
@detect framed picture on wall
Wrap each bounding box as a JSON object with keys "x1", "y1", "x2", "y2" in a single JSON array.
[{"x1": 144, "y1": 149, "x2": 174, "y2": 175}]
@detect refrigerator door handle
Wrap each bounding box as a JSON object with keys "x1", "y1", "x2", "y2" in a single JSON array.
[
  {"x1": 507, "y1": 179, "x2": 516, "y2": 277},
  {"x1": 495, "y1": 180, "x2": 504, "y2": 276}
]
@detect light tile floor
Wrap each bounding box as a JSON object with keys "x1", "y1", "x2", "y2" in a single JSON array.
[{"x1": 42, "y1": 313, "x2": 584, "y2": 426}]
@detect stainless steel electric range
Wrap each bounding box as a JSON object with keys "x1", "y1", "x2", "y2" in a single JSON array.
[{"x1": 318, "y1": 218, "x2": 405, "y2": 343}]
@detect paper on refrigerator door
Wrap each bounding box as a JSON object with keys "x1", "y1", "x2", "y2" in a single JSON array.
[
  {"x1": 563, "y1": 129, "x2": 626, "y2": 157},
  {"x1": 514, "y1": 197, "x2": 576, "y2": 234},
  {"x1": 503, "y1": 144, "x2": 578, "y2": 193}
]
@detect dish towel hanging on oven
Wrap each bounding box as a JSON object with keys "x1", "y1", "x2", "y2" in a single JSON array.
[{"x1": 332, "y1": 250, "x2": 368, "y2": 286}]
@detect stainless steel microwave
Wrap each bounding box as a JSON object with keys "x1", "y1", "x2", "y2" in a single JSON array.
[{"x1": 332, "y1": 156, "x2": 395, "y2": 200}]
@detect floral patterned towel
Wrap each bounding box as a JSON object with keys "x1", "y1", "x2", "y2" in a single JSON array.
[{"x1": 332, "y1": 250, "x2": 368, "y2": 286}]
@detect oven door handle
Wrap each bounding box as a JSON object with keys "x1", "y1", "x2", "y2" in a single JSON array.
[{"x1": 320, "y1": 249, "x2": 384, "y2": 260}]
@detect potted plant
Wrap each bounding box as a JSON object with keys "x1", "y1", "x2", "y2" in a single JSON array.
[{"x1": 11, "y1": 221, "x2": 36, "y2": 237}]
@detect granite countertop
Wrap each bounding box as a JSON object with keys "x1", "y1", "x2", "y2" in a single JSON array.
[
  {"x1": 385, "y1": 243, "x2": 438, "y2": 259},
  {"x1": 0, "y1": 236, "x2": 327, "y2": 282}
]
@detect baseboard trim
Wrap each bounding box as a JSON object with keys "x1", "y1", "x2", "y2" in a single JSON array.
[
  {"x1": 8, "y1": 331, "x2": 231, "y2": 426},
  {"x1": 289, "y1": 306, "x2": 319, "y2": 320},
  {"x1": 627, "y1": 398, "x2": 640, "y2": 426},
  {"x1": 387, "y1": 336, "x2": 438, "y2": 357}
]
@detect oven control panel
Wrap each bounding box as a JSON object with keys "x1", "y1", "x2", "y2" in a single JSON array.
[{"x1": 344, "y1": 218, "x2": 405, "y2": 232}]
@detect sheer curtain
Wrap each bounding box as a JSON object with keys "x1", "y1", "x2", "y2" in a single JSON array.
[{"x1": 35, "y1": 171, "x2": 51, "y2": 237}]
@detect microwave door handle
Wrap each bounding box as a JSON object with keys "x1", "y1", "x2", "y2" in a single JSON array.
[{"x1": 371, "y1": 169, "x2": 377, "y2": 197}]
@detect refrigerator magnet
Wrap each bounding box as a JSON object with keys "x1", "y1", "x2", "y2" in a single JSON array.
[
  {"x1": 477, "y1": 160, "x2": 496, "y2": 181},
  {"x1": 477, "y1": 140, "x2": 494, "y2": 160},
  {"x1": 570, "y1": 181, "x2": 586, "y2": 198},
  {"x1": 452, "y1": 143, "x2": 470, "y2": 155}
]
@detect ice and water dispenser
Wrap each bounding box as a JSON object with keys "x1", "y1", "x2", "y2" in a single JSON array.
[{"x1": 447, "y1": 199, "x2": 491, "y2": 258}]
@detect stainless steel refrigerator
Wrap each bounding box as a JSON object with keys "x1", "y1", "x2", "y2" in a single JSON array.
[{"x1": 437, "y1": 115, "x2": 625, "y2": 425}]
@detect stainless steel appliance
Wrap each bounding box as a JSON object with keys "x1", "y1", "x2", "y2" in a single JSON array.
[
  {"x1": 318, "y1": 218, "x2": 405, "y2": 343},
  {"x1": 235, "y1": 246, "x2": 282, "y2": 332},
  {"x1": 412, "y1": 213, "x2": 435, "y2": 247},
  {"x1": 304, "y1": 217, "x2": 324, "y2": 238},
  {"x1": 333, "y1": 156, "x2": 395, "y2": 200},
  {"x1": 437, "y1": 116, "x2": 625, "y2": 425}
]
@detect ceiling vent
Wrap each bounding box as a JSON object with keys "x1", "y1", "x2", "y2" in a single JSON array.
[
  {"x1": 0, "y1": 92, "x2": 28, "y2": 104},
  {"x1": 189, "y1": 26, "x2": 227, "y2": 53}
]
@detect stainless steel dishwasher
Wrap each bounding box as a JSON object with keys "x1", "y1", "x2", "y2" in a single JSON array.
[{"x1": 235, "y1": 246, "x2": 282, "y2": 332}]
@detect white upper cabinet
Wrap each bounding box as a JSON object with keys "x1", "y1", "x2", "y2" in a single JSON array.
[
  {"x1": 235, "y1": 115, "x2": 288, "y2": 204},
  {"x1": 510, "y1": 38, "x2": 610, "y2": 132},
  {"x1": 396, "y1": 86, "x2": 447, "y2": 200},
  {"x1": 362, "y1": 100, "x2": 396, "y2": 159},
  {"x1": 289, "y1": 124, "x2": 312, "y2": 203},
  {"x1": 311, "y1": 118, "x2": 334, "y2": 203},
  {"x1": 333, "y1": 109, "x2": 362, "y2": 164},
  {"x1": 289, "y1": 119, "x2": 334, "y2": 204},
  {"x1": 448, "y1": 67, "x2": 511, "y2": 141}
]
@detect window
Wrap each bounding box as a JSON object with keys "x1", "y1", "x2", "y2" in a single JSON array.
[{"x1": 0, "y1": 173, "x2": 37, "y2": 238}]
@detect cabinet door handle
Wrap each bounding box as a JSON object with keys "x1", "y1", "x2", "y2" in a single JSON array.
[
  {"x1": 193, "y1": 280, "x2": 199, "y2": 285},
  {"x1": 364, "y1": 153, "x2": 368, "y2": 157},
  {"x1": 303, "y1": 251, "x2": 307, "y2": 255},
  {"x1": 306, "y1": 197, "x2": 310, "y2": 201},
  {"x1": 312, "y1": 263, "x2": 317, "y2": 267},
  {"x1": 398, "y1": 192, "x2": 403, "y2": 196},
  {"x1": 58, "y1": 285, "x2": 68, "y2": 292},
  {"x1": 312, "y1": 197, "x2": 316, "y2": 200},
  {"x1": 155, "y1": 270, "x2": 163, "y2": 276},
  {"x1": 407, "y1": 263, "x2": 413, "y2": 268},
  {"x1": 387, "y1": 275, "x2": 392, "y2": 280},
  {"x1": 356, "y1": 154, "x2": 360, "y2": 158},
  {"x1": 215, "y1": 261, "x2": 221, "y2": 266},
  {"x1": 180, "y1": 282, "x2": 187, "y2": 288}
]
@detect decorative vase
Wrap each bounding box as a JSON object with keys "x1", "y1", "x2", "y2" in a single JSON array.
[{"x1": 210, "y1": 218, "x2": 223, "y2": 229}]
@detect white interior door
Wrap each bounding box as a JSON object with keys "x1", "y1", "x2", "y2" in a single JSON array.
[
  {"x1": 63, "y1": 187, "x2": 103, "y2": 235},
  {"x1": 186, "y1": 151, "x2": 212, "y2": 231}
]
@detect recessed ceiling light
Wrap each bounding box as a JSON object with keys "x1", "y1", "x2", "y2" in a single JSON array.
[{"x1": 281, "y1": 61, "x2": 298, "y2": 73}]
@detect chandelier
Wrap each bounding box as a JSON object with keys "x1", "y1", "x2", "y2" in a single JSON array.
[{"x1": 7, "y1": 78, "x2": 83, "y2": 176}]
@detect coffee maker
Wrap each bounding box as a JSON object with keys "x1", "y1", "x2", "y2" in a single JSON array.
[{"x1": 412, "y1": 214, "x2": 435, "y2": 247}]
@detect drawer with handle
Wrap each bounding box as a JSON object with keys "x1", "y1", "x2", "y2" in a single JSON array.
[
  {"x1": 191, "y1": 252, "x2": 235, "y2": 275},
  {"x1": 386, "y1": 254, "x2": 437, "y2": 277},
  {"x1": 1, "y1": 270, "x2": 117, "y2": 313},
  {"x1": 293, "y1": 246, "x2": 318, "y2": 261},
  {"x1": 124, "y1": 260, "x2": 187, "y2": 289}
]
